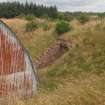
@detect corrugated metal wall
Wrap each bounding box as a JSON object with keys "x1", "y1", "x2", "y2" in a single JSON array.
[{"x1": 0, "y1": 20, "x2": 37, "y2": 97}]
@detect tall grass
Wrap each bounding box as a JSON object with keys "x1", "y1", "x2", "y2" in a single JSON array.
[{"x1": 3, "y1": 17, "x2": 105, "y2": 105}]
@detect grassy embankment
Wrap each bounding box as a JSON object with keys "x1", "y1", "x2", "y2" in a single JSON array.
[{"x1": 2, "y1": 18, "x2": 105, "y2": 105}]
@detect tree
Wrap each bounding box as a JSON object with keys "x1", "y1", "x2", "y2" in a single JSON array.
[{"x1": 0, "y1": 2, "x2": 58, "y2": 19}]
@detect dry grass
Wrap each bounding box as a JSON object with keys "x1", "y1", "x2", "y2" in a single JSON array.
[
  {"x1": 1, "y1": 18, "x2": 105, "y2": 105},
  {"x1": 5, "y1": 73, "x2": 105, "y2": 105}
]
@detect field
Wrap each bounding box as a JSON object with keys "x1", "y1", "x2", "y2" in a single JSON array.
[{"x1": 2, "y1": 17, "x2": 105, "y2": 105}]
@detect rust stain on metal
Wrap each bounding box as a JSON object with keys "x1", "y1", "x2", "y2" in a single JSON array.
[{"x1": 0, "y1": 20, "x2": 37, "y2": 97}]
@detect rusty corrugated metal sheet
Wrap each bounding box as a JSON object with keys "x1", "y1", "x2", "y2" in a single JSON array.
[{"x1": 0, "y1": 20, "x2": 37, "y2": 97}]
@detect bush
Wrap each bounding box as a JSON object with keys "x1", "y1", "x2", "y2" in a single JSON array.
[
  {"x1": 26, "y1": 21, "x2": 37, "y2": 32},
  {"x1": 58, "y1": 12, "x2": 73, "y2": 21},
  {"x1": 77, "y1": 14, "x2": 89, "y2": 24},
  {"x1": 25, "y1": 15, "x2": 35, "y2": 21},
  {"x1": 55, "y1": 20, "x2": 70, "y2": 35}
]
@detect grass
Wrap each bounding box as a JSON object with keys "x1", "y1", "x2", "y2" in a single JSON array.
[{"x1": 2, "y1": 17, "x2": 105, "y2": 105}]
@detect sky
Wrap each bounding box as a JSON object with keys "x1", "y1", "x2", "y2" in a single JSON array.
[{"x1": 0, "y1": 0, "x2": 105, "y2": 12}]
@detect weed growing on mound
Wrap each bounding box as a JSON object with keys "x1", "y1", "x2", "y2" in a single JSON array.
[{"x1": 42, "y1": 23, "x2": 49, "y2": 31}]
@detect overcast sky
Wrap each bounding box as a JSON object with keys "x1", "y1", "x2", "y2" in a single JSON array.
[{"x1": 1, "y1": 0, "x2": 105, "y2": 12}]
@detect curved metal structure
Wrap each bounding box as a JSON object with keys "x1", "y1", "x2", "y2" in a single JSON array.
[{"x1": 0, "y1": 20, "x2": 37, "y2": 97}]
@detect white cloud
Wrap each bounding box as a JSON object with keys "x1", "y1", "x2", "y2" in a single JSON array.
[{"x1": 0, "y1": 0, "x2": 105, "y2": 12}]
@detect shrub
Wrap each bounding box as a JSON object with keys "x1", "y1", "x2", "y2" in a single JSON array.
[
  {"x1": 25, "y1": 15, "x2": 35, "y2": 21},
  {"x1": 55, "y1": 20, "x2": 70, "y2": 35},
  {"x1": 57, "y1": 13, "x2": 65, "y2": 20},
  {"x1": 58, "y1": 12, "x2": 73, "y2": 21},
  {"x1": 26, "y1": 21, "x2": 37, "y2": 32},
  {"x1": 77, "y1": 14, "x2": 89, "y2": 24}
]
